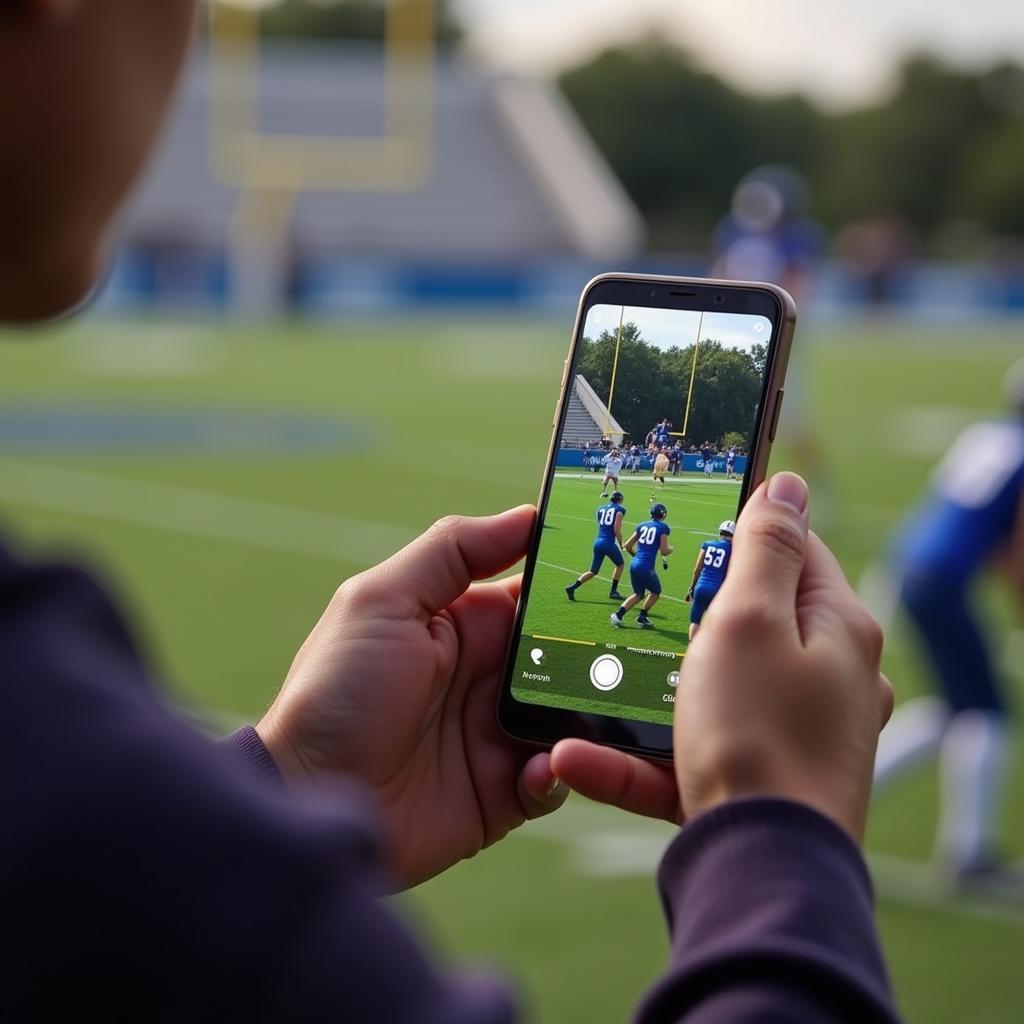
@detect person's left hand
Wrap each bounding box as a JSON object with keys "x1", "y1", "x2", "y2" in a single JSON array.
[{"x1": 256, "y1": 506, "x2": 567, "y2": 890}]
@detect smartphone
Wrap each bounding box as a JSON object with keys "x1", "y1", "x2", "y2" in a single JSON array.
[{"x1": 497, "y1": 273, "x2": 795, "y2": 761}]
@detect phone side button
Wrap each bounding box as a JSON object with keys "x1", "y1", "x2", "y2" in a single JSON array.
[{"x1": 768, "y1": 388, "x2": 784, "y2": 442}]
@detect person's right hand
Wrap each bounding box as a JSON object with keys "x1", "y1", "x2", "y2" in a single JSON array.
[
  {"x1": 673, "y1": 472, "x2": 893, "y2": 841},
  {"x1": 552, "y1": 472, "x2": 893, "y2": 843}
]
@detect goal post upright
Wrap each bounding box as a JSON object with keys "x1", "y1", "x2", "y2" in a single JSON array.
[
  {"x1": 206, "y1": 0, "x2": 438, "y2": 316},
  {"x1": 605, "y1": 304, "x2": 625, "y2": 440},
  {"x1": 681, "y1": 310, "x2": 704, "y2": 438}
]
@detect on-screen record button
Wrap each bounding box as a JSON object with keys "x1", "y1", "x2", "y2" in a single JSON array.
[{"x1": 589, "y1": 654, "x2": 623, "y2": 691}]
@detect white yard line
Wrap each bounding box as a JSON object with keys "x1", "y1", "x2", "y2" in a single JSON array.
[
  {"x1": 518, "y1": 797, "x2": 1024, "y2": 924},
  {"x1": 554, "y1": 471, "x2": 742, "y2": 488},
  {"x1": 868, "y1": 852, "x2": 1024, "y2": 926},
  {"x1": 554, "y1": 475, "x2": 740, "y2": 511},
  {"x1": 0, "y1": 460, "x2": 415, "y2": 564}
]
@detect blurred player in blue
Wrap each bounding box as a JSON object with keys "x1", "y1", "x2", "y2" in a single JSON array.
[
  {"x1": 611, "y1": 504, "x2": 673, "y2": 629},
  {"x1": 873, "y1": 359, "x2": 1024, "y2": 885},
  {"x1": 713, "y1": 164, "x2": 831, "y2": 522},
  {"x1": 565, "y1": 491, "x2": 627, "y2": 602},
  {"x1": 685, "y1": 520, "x2": 736, "y2": 641},
  {"x1": 702, "y1": 442, "x2": 715, "y2": 478}
]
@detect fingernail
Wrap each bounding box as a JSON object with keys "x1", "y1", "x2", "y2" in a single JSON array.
[
  {"x1": 545, "y1": 776, "x2": 567, "y2": 800},
  {"x1": 766, "y1": 472, "x2": 808, "y2": 514}
]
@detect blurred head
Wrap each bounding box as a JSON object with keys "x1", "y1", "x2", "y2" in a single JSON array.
[
  {"x1": 0, "y1": 0, "x2": 198, "y2": 322},
  {"x1": 610, "y1": 490, "x2": 623, "y2": 504},
  {"x1": 649, "y1": 503, "x2": 667, "y2": 520},
  {"x1": 731, "y1": 164, "x2": 809, "y2": 234}
]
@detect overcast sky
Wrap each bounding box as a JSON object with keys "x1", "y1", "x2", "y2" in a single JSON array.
[
  {"x1": 457, "y1": 0, "x2": 1024, "y2": 108},
  {"x1": 587, "y1": 305, "x2": 769, "y2": 355}
]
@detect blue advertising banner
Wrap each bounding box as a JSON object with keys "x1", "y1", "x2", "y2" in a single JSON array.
[{"x1": 556, "y1": 449, "x2": 748, "y2": 474}]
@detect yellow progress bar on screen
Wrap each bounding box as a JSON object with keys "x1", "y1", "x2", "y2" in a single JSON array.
[{"x1": 531, "y1": 634, "x2": 596, "y2": 647}]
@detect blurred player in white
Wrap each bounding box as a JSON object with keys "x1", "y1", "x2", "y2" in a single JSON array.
[
  {"x1": 873, "y1": 359, "x2": 1024, "y2": 887},
  {"x1": 600, "y1": 449, "x2": 623, "y2": 498}
]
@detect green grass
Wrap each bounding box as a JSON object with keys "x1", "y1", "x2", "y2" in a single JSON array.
[{"x1": 1, "y1": 315, "x2": 1023, "y2": 1022}]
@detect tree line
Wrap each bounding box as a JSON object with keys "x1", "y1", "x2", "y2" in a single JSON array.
[
  {"x1": 253, "y1": 4, "x2": 1023, "y2": 254},
  {"x1": 577, "y1": 323, "x2": 763, "y2": 448},
  {"x1": 560, "y1": 41, "x2": 1024, "y2": 252}
]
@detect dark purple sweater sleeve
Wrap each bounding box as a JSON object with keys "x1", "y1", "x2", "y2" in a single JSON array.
[
  {"x1": 635, "y1": 798, "x2": 901, "y2": 1023},
  {"x1": 1, "y1": 546, "x2": 515, "y2": 1022},
  {"x1": 3, "y1": 541, "x2": 897, "y2": 1022}
]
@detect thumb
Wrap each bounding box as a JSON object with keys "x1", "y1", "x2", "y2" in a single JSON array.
[
  {"x1": 720, "y1": 472, "x2": 810, "y2": 622},
  {"x1": 362, "y1": 505, "x2": 535, "y2": 620}
]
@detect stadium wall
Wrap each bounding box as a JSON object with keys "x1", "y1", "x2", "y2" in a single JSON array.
[{"x1": 557, "y1": 450, "x2": 748, "y2": 474}]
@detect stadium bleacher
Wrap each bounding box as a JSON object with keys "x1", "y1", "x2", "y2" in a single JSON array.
[{"x1": 106, "y1": 44, "x2": 643, "y2": 314}]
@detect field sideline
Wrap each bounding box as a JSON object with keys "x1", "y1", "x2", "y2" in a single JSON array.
[{"x1": 1, "y1": 316, "x2": 1023, "y2": 1022}]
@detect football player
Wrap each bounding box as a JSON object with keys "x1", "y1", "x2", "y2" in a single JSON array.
[
  {"x1": 702, "y1": 444, "x2": 715, "y2": 478},
  {"x1": 610, "y1": 503, "x2": 673, "y2": 629},
  {"x1": 873, "y1": 358, "x2": 1024, "y2": 885},
  {"x1": 565, "y1": 492, "x2": 627, "y2": 602},
  {"x1": 600, "y1": 448, "x2": 624, "y2": 497},
  {"x1": 651, "y1": 447, "x2": 670, "y2": 500},
  {"x1": 685, "y1": 521, "x2": 736, "y2": 641}
]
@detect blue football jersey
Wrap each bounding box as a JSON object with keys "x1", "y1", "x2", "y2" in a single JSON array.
[
  {"x1": 595, "y1": 502, "x2": 625, "y2": 542},
  {"x1": 632, "y1": 519, "x2": 670, "y2": 568},
  {"x1": 696, "y1": 538, "x2": 732, "y2": 588},
  {"x1": 897, "y1": 420, "x2": 1024, "y2": 581}
]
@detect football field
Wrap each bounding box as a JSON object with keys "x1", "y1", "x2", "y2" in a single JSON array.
[
  {"x1": 527, "y1": 472, "x2": 740, "y2": 655},
  {"x1": 1, "y1": 315, "x2": 1023, "y2": 1022}
]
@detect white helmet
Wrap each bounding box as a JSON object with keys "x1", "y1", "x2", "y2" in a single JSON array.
[{"x1": 718, "y1": 520, "x2": 736, "y2": 536}]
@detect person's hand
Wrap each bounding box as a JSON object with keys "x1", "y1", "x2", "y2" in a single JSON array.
[
  {"x1": 551, "y1": 472, "x2": 893, "y2": 844},
  {"x1": 674, "y1": 472, "x2": 892, "y2": 840},
  {"x1": 256, "y1": 507, "x2": 567, "y2": 890}
]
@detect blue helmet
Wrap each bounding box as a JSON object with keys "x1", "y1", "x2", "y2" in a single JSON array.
[
  {"x1": 650, "y1": 503, "x2": 668, "y2": 520},
  {"x1": 610, "y1": 490, "x2": 624, "y2": 503}
]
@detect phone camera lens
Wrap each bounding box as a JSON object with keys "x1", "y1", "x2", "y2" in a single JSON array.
[{"x1": 715, "y1": 295, "x2": 724, "y2": 303}]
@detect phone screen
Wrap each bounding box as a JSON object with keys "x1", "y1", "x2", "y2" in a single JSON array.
[{"x1": 501, "y1": 279, "x2": 789, "y2": 753}]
